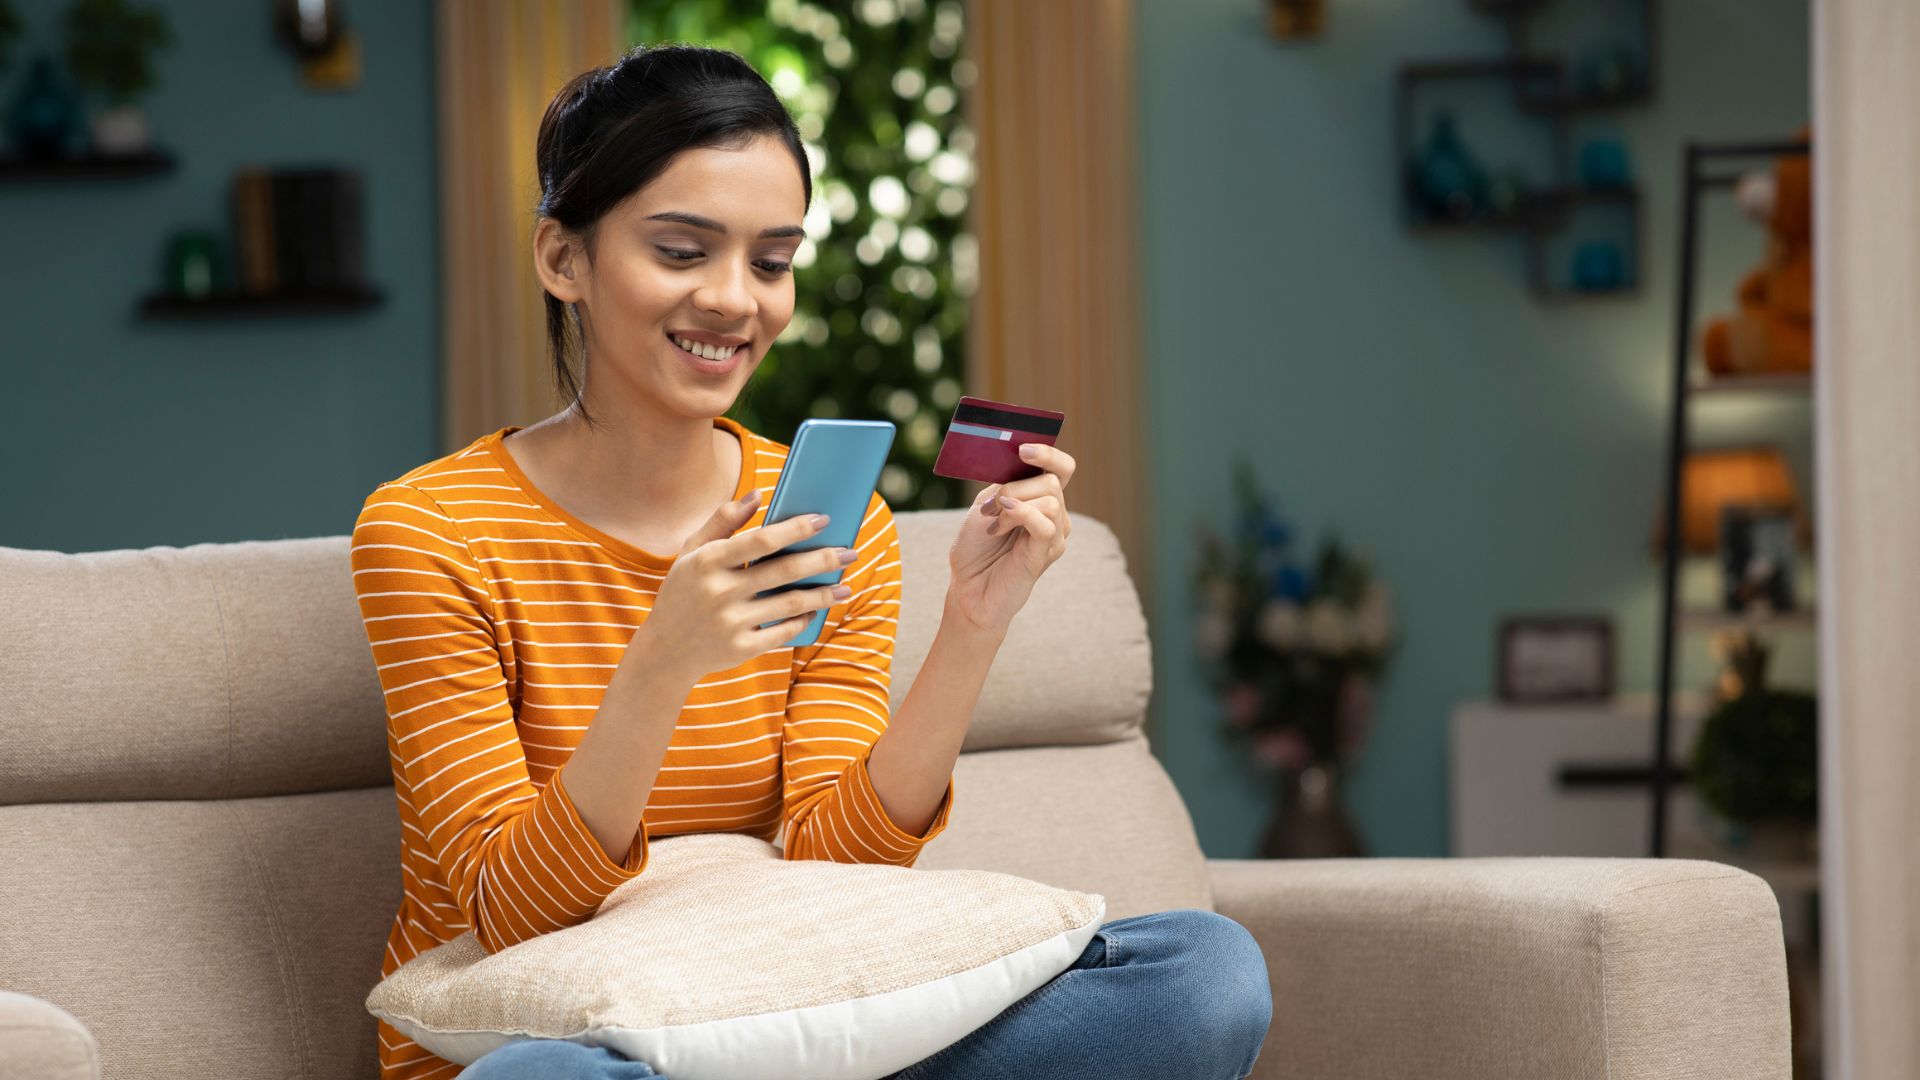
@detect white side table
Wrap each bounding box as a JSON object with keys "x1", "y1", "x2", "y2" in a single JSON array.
[{"x1": 1449, "y1": 691, "x2": 1817, "y2": 938}]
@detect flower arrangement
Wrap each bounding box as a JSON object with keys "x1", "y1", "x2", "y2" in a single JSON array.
[{"x1": 1191, "y1": 457, "x2": 1397, "y2": 773}]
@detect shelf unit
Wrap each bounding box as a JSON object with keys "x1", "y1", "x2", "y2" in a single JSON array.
[
  {"x1": 1395, "y1": 0, "x2": 1656, "y2": 297},
  {"x1": 1689, "y1": 372, "x2": 1813, "y2": 396},
  {"x1": 1489, "y1": 0, "x2": 1657, "y2": 112},
  {"x1": 1674, "y1": 607, "x2": 1816, "y2": 634},
  {"x1": 137, "y1": 285, "x2": 385, "y2": 319},
  {"x1": 1648, "y1": 137, "x2": 1815, "y2": 859},
  {"x1": 0, "y1": 149, "x2": 177, "y2": 181}
]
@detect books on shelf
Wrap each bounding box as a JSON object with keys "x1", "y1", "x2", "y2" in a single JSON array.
[{"x1": 231, "y1": 166, "x2": 366, "y2": 295}]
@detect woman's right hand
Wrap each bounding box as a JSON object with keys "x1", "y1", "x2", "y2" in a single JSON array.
[{"x1": 637, "y1": 488, "x2": 859, "y2": 681}]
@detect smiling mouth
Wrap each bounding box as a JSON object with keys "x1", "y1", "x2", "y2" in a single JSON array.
[{"x1": 666, "y1": 332, "x2": 748, "y2": 362}]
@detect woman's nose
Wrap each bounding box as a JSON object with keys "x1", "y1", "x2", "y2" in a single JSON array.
[{"x1": 696, "y1": 260, "x2": 756, "y2": 320}]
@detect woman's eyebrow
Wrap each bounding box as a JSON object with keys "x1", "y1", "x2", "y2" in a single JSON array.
[{"x1": 645, "y1": 210, "x2": 804, "y2": 239}]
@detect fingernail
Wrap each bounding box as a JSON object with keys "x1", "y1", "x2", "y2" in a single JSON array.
[
  {"x1": 741, "y1": 488, "x2": 761, "y2": 504},
  {"x1": 808, "y1": 513, "x2": 830, "y2": 529},
  {"x1": 1019, "y1": 443, "x2": 1038, "y2": 458},
  {"x1": 837, "y1": 547, "x2": 858, "y2": 564},
  {"x1": 831, "y1": 584, "x2": 853, "y2": 600},
  {"x1": 998, "y1": 495, "x2": 1018, "y2": 508}
]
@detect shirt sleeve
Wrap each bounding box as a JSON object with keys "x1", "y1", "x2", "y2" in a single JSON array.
[
  {"x1": 781, "y1": 493, "x2": 956, "y2": 866},
  {"x1": 350, "y1": 481, "x2": 650, "y2": 954}
]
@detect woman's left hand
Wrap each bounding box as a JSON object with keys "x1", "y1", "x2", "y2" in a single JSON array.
[{"x1": 945, "y1": 442, "x2": 1077, "y2": 637}]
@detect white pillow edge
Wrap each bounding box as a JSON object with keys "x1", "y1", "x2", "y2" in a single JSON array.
[{"x1": 374, "y1": 900, "x2": 1106, "y2": 1080}]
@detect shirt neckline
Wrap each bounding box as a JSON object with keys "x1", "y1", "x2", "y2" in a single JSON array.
[{"x1": 481, "y1": 414, "x2": 761, "y2": 573}]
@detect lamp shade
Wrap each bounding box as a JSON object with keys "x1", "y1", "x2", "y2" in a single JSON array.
[{"x1": 1656, "y1": 446, "x2": 1801, "y2": 554}]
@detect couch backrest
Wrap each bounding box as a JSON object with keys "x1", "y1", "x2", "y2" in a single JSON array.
[
  {"x1": 0, "y1": 509, "x2": 1152, "y2": 805},
  {"x1": 0, "y1": 510, "x2": 1209, "y2": 1080}
]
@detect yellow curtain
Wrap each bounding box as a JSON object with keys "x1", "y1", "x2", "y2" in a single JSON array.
[
  {"x1": 963, "y1": 0, "x2": 1151, "y2": 609},
  {"x1": 436, "y1": 0, "x2": 625, "y2": 451},
  {"x1": 436, "y1": 1, "x2": 1151, "y2": 608}
]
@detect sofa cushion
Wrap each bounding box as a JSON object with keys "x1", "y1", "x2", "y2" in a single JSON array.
[
  {"x1": 904, "y1": 735, "x2": 1215, "y2": 919},
  {"x1": 891, "y1": 510, "x2": 1152, "y2": 750},
  {"x1": 0, "y1": 739, "x2": 1204, "y2": 1080},
  {"x1": 0, "y1": 787, "x2": 399, "y2": 1080},
  {"x1": 0, "y1": 991, "x2": 98, "y2": 1080},
  {"x1": 0, "y1": 510, "x2": 1150, "y2": 805},
  {"x1": 0, "y1": 538, "x2": 390, "y2": 803},
  {"x1": 367, "y1": 831, "x2": 1106, "y2": 1079}
]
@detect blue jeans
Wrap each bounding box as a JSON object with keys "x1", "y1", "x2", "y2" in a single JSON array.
[{"x1": 457, "y1": 908, "x2": 1272, "y2": 1080}]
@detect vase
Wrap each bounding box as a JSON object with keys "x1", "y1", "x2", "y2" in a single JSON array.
[
  {"x1": 7, "y1": 54, "x2": 82, "y2": 159},
  {"x1": 1572, "y1": 242, "x2": 1627, "y2": 290},
  {"x1": 1258, "y1": 762, "x2": 1366, "y2": 858},
  {"x1": 1413, "y1": 110, "x2": 1487, "y2": 222},
  {"x1": 92, "y1": 104, "x2": 153, "y2": 157}
]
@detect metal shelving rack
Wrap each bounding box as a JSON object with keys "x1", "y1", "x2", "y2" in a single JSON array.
[{"x1": 1648, "y1": 137, "x2": 1814, "y2": 859}]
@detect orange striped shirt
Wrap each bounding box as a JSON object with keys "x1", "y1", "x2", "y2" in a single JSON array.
[{"x1": 349, "y1": 416, "x2": 955, "y2": 1080}]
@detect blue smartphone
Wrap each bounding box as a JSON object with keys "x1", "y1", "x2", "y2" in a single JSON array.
[{"x1": 749, "y1": 418, "x2": 897, "y2": 648}]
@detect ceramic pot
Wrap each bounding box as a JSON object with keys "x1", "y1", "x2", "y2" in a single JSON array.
[{"x1": 92, "y1": 104, "x2": 152, "y2": 156}]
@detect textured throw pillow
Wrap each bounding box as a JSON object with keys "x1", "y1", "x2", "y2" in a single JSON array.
[{"x1": 366, "y1": 832, "x2": 1106, "y2": 1080}]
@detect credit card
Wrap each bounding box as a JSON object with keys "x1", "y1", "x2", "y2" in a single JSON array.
[{"x1": 931, "y1": 395, "x2": 1066, "y2": 484}]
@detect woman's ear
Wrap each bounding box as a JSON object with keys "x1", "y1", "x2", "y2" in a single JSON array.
[{"x1": 533, "y1": 217, "x2": 587, "y2": 304}]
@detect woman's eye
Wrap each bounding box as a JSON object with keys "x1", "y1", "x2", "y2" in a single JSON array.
[{"x1": 657, "y1": 247, "x2": 789, "y2": 275}]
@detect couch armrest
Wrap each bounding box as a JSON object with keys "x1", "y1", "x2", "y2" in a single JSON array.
[
  {"x1": 1206, "y1": 857, "x2": 1790, "y2": 1080},
  {"x1": 0, "y1": 991, "x2": 98, "y2": 1080}
]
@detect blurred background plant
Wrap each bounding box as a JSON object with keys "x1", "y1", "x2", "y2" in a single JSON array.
[
  {"x1": 0, "y1": 1, "x2": 23, "y2": 80},
  {"x1": 630, "y1": 0, "x2": 975, "y2": 512},
  {"x1": 1192, "y1": 456, "x2": 1398, "y2": 775},
  {"x1": 55, "y1": 0, "x2": 170, "y2": 157},
  {"x1": 62, "y1": 0, "x2": 170, "y2": 106},
  {"x1": 1689, "y1": 631, "x2": 1818, "y2": 856}
]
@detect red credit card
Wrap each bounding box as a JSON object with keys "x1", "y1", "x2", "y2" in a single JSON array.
[{"x1": 931, "y1": 395, "x2": 1066, "y2": 484}]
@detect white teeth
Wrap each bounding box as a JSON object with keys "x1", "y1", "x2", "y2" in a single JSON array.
[{"x1": 672, "y1": 335, "x2": 739, "y2": 361}]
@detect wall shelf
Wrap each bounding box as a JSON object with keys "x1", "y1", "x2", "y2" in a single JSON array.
[
  {"x1": 1675, "y1": 607, "x2": 1817, "y2": 633},
  {"x1": 137, "y1": 285, "x2": 385, "y2": 319},
  {"x1": 1395, "y1": 1, "x2": 1656, "y2": 298},
  {"x1": 1689, "y1": 372, "x2": 1812, "y2": 396},
  {"x1": 0, "y1": 150, "x2": 177, "y2": 182}
]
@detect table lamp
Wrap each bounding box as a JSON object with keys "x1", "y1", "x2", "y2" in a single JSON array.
[{"x1": 1652, "y1": 445, "x2": 1804, "y2": 555}]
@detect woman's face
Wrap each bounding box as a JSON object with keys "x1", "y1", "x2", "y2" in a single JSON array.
[{"x1": 554, "y1": 133, "x2": 808, "y2": 420}]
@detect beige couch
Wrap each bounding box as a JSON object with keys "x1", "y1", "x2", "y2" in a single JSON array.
[{"x1": 0, "y1": 510, "x2": 1791, "y2": 1080}]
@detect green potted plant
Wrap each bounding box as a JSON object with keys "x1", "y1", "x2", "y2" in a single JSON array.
[
  {"x1": 0, "y1": 1, "x2": 25, "y2": 82},
  {"x1": 61, "y1": 0, "x2": 171, "y2": 157},
  {"x1": 1688, "y1": 631, "x2": 1818, "y2": 860}
]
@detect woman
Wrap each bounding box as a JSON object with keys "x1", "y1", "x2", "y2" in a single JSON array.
[{"x1": 350, "y1": 43, "x2": 1271, "y2": 1080}]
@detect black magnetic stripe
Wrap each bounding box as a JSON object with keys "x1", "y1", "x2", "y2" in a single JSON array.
[{"x1": 953, "y1": 403, "x2": 1063, "y2": 436}]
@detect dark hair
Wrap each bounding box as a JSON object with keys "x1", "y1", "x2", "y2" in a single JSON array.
[{"x1": 534, "y1": 43, "x2": 812, "y2": 427}]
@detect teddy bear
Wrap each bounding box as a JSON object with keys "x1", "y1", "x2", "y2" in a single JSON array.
[{"x1": 1701, "y1": 130, "x2": 1813, "y2": 377}]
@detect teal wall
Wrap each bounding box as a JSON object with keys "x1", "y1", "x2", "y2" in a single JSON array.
[
  {"x1": 4, "y1": 0, "x2": 1815, "y2": 859},
  {"x1": 1138, "y1": 0, "x2": 1813, "y2": 856},
  {"x1": 1, "y1": 0, "x2": 438, "y2": 553}
]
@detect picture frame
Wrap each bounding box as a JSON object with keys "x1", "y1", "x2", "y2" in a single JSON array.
[
  {"x1": 1497, "y1": 615, "x2": 1615, "y2": 703},
  {"x1": 1719, "y1": 503, "x2": 1796, "y2": 613}
]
